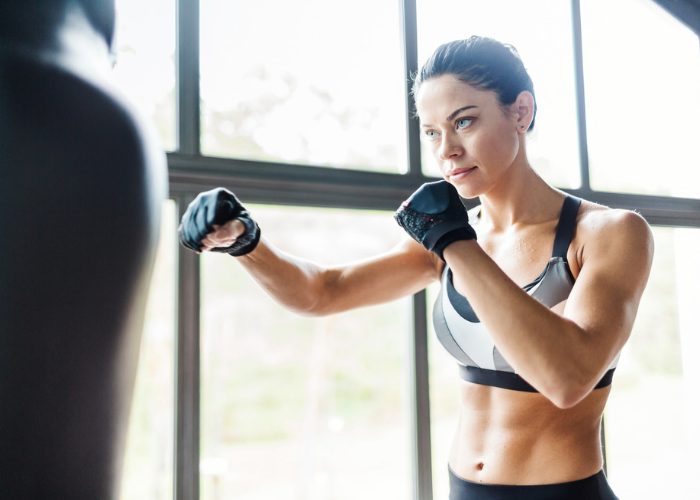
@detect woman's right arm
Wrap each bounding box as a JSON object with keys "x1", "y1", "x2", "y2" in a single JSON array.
[
  {"x1": 181, "y1": 187, "x2": 441, "y2": 316},
  {"x1": 203, "y1": 219, "x2": 441, "y2": 316}
]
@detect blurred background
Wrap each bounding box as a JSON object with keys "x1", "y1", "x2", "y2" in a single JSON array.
[{"x1": 111, "y1": 0, "x2": 700, "y2": 498}]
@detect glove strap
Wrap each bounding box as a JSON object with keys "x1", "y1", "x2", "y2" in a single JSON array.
[
  {"x1": 209, "y1": 214, "x2": 261, "y2": 257},
  {"x1": 226, "y1": 215, "x2": 261, "y2": 256},
  {"x1": 433, "y1": 226, "x2": 477, "y2": 260}
]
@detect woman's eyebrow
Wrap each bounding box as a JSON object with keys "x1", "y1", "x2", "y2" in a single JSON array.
[
  {"x1": 447, "y1": 105, "x2": 478, "y2": 121},
  {"x1": 421, "y1": 104, "x2": 479, "y2": 127}
]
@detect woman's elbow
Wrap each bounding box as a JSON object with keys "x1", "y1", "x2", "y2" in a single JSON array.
[
  {"x1": 291, "y1": 276, "x2": 337, "y2": 317},
  {"x1": 541, "y1": 369, "x2": 594, "y2": 409},
  {"x1": 547, "y1": 386, "x2": 589, "y2": 410},
  {"x1": 284, "y1": 291, "x2": 328, "y2": 317},
  {"x1": 294, "y1": 299, "x2": 334, "y2": 317}
]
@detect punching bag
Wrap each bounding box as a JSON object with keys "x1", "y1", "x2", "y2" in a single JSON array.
[{"x1": 0, "y1": 0, "x2": 167, "y2": 498}]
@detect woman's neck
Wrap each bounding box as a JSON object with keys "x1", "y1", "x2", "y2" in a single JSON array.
[{"x1": 478, "y1": 162, "x2": 564, "y2": 231}]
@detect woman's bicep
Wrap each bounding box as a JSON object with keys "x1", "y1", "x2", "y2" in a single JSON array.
[
  {"x1": 314, "y1": 237, "x2": 441, "y2": 315},
  {"x1": 563, "y1": 210, "x2": 654, "y2": 367}
]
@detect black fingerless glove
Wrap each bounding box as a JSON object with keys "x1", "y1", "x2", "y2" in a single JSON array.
[
  {"x1": 394, "y1": 180, "x2": 476, "y2": 259},
  {"x1": 178, "y1": 187, "x2": 261, "y2": 256}
]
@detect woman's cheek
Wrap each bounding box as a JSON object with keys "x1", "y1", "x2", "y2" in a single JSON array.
[{"x1": 486, "y1": 130, "x2": 519, "y2": 167}]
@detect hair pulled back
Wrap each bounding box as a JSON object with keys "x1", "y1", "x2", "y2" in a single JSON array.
[{"x1": 413, "y1": 36, "x2": 537, "y2": 131}]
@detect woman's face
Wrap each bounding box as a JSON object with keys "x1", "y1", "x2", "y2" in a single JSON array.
[{"x1": 415, "y1": 74, "x2": 526, "y2": 198}]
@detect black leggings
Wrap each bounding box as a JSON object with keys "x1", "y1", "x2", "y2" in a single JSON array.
[{"x1": 449, "y1": 467, "x2": 619, "y2": 500}]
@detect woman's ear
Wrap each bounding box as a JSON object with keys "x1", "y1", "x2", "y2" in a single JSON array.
[{"x1": 513, "y1": 90, "x2": 535, "y2": 132}]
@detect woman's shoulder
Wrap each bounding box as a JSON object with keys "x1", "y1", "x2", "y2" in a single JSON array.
[
  {"x1": 576, "y1": 199, "x2": 651, "y2": 238},
  {"x1": 572, "y1": 198, "x2": 654, "y2": 270}
]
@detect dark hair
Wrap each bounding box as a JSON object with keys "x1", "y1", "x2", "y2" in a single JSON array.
[{"x1": 413, "y1": 36, "x2": 537, "y2": 131}]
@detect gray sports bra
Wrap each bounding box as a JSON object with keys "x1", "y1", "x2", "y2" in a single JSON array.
[{"x1": 433, "y1": 195, "x2": 618, "y2": 392}]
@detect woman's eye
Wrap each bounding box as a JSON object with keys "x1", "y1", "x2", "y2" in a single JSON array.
[
  {"x1": 456, "y1": 118, "x2": 473, "y2": 130},
  {"x1": 423, "y1": 129, "x2": 439, "y2": 141}
]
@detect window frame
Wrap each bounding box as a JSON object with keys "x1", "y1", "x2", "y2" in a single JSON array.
[{"x1": 166, "y1": 1, "x2": 700, "y2": 499}]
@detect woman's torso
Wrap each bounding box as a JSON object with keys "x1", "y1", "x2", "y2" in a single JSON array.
[
  {"x1": 439, "y1": 195, "x2": 613, "y2": 484},
  {"x1": 450, "y1": 380, "x2": 609, "y2": 484}
]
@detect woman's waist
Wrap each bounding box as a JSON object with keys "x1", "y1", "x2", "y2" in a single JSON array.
[
  {"x1": 448, "y1": 466, "x2": 616, "y2": 499},
  {"x1": 449, "y1": 425, "x2": 603, "y2": 484},
  {"x1": 450, "y1": 386, "x2": 606, "y2": 484},
  {"x1": 457, "y1": 378, "x2": 609, "y2": 427}
]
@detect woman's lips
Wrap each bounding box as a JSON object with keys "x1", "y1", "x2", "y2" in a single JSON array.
[{"x1": 448, "y1": 167, "x2": 477, "y2": 180}]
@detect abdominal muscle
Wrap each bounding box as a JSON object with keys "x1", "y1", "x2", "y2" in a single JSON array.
[{"x1": 448, "y1": 381, "x2": 610, "y2": 485}]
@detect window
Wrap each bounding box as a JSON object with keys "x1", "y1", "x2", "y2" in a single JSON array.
[
  {"x1": 426, "y1": 282, "x2": 459, "y2": 500},
  {"x1": 604, "y1": 227, "x2": 700, "y2": 499},
  {"x1": 199, "y1": 206, "x2": 413, "y2": 499},
  {"x1": 200, "y1": 0, "x2": 407, "y2": 173},
  {"x1": 120, "y1": 200, "x2": 177, "y2": 500},
  {"x1": 113, "y1": 0, "x2": 177, "y2": 151},
  {"x1": 416, "y1": 0, "x2": 581, "y2": 188},
  {"x1": 107, "y1": 1, "x2": 700, "y2": 499},
  {"x1": 581, "y1": 0, "x2": 700, "y2": 197}
]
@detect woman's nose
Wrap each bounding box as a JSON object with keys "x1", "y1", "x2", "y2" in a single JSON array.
[{"x1": 438, "y1": 133, "x2": 463, "y2": 161}]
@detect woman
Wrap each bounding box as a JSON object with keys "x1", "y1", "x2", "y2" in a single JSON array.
[{"x1": 179, "y1": 36, "x2": 653, "y2": 499}]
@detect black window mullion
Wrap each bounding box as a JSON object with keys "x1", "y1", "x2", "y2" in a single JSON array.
[
  {"x1": 174, "y1": 193, "x2": 201, "y2": 500},
  {"x1": 409, "y1": 291, "x2": 433, "y2": 500},
  {"x1": 177, "y1": 0, "x2": 201, "y2": 155},
  {"x1": 401, "y1": 0, "x2": 423, "y2": 179},
  {"x1": 175, "y1": 0, "x2": 202, "y2": 497},
  {"x1": 167, "y1": 153, "x2": 430, "y2": 210},
  {"x1": 400, "y1": 0, "x2": 434, "y2": 498},
  {"x1": 567, "y1": 189, "x2": 700, "y2": 228},
  {"x1": 571, "y1": 0, "x2": 591, "y2": 191}
]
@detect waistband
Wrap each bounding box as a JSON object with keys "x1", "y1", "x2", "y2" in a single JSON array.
[
  {"x1": 448, "y1": 467, "x2": 618, "y2": 500},
  {"x1": 458, "y1": 365, "x2": 616, "y2": 393}
]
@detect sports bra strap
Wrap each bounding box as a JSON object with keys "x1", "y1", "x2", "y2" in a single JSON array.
[{"x1": 551, "y1": 195, "x2": 582, "y2": 259}]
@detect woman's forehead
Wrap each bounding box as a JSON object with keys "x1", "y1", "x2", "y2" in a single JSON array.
[{"x1": 415, "y1": 76, "x2": 497, "y2": 122}]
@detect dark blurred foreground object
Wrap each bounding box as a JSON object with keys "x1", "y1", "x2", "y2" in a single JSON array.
[
  {"x1": 0, "y1": 1, "x2": 167, "y2": 498},
  {"x1": 652, "y1": 0, "x2": 700, "y2": 36}
]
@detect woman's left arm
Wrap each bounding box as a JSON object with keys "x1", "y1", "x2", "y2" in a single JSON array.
[{"x1": 445, "y1": 210, "x2": 654, "y2": 408}]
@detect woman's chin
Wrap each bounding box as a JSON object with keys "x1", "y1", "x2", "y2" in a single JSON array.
[{"x1": 448, "y1": 180, "x2": 482, "y2": 200}]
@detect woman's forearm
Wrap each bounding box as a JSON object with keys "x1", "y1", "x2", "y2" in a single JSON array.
[
  {"x1": 236, "y1": 237, "x2": 439, "y2": 317},
  {"x1": 444, "y1": 240, "x2": 593, "y2": 406},
  {"x1": 237, "y1": 237, "x2": 330, "y2": 315}
]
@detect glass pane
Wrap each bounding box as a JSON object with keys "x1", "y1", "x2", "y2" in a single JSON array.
[
  {"x1": 581, "y1": 0, "x2": 700, "y2": 197},
  {"x1": 120, "y1": 200, "x2": 177, "y2": 500},
  {"x1": 605, "y1": 227, "x2": 700, "y2": 499},
  {"x1": 200, "y1": 0, "x2": 406, "y2": 173},
  {"x1": 427, "y1": 282, "x2": 460, "y2": 500},
  {"x1": 416, "y1": 0, "x2": 581, "y2": 188},
  {"x1": 113, "y1": 0, "x2": 177, "y2": 151},
  {"x1": 200, "y1": 206, "x2": 412, "y2": 499}
]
